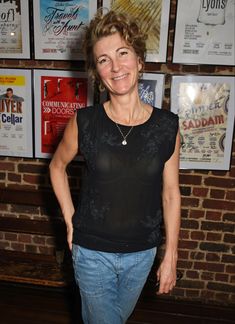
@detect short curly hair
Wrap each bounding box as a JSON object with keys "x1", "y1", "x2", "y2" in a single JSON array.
[{"x1": 83, "y1": 9, "x2": 147, "y2": 83}]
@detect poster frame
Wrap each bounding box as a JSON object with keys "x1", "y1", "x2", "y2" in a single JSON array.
[
  {"x1": 0, "y1": 0, "x2": 31, "y2": 59},
  {"x1": 171, "y1": 74, "x2": 235, "y2": 170},
  {"x1": 33, "y1": 0, "x2": 97, "y2": 60},
  {"x1": 0, "y1": 68, "x2": 33, "y2": 157},
  {"x1": 172, "y1": 0, "x2": 235, "y2": 66},
  {"x1": 102, "y1": 0, "x2": 171, "y2": 62},
  {"x1": 33, "y1": 68, "x2": 94, "y2": 159}
]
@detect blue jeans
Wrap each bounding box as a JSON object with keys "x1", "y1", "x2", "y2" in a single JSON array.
[{"x1": 72, "y1": 244, "x2": 156, "y2": 324}]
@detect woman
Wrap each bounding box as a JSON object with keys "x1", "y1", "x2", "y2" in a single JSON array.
[{"x1": 50, "y1": 10, "x2": 181, "y2": 324}]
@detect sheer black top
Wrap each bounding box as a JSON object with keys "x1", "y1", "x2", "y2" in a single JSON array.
[{"x1": 72, "y1": 104, "x2": 178, "y2": 252}]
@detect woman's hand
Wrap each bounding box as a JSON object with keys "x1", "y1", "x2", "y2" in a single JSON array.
[
  {"x1": 66, "y1": 222, "x2": 73, "y2": 251},
  {"x1": 156, "y1": 257, "x2": 177, "y2": 294}
]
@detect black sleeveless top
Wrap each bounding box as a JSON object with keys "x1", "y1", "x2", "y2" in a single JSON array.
[{"x1": 72, "y1": 104, "x2": 178, "y2": 253}]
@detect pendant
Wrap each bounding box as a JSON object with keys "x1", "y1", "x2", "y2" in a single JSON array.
[{"x1": 122, "y1": 139, "x2": 127, "y2": 145}]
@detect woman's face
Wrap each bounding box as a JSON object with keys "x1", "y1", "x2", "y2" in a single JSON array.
[{"x1": 93, "y1": 32, "x2": 142, "y2": 96}]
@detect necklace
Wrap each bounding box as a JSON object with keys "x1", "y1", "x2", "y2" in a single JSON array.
[
  {"x1": 115, "y1": 123, "x2": 134, "y2": 145},
  {"x1": 108, "y1": 102, "x2": 144, "y2": 146}
]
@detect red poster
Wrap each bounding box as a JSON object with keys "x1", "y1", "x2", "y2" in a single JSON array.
[{"x1": 40, "y1": 76, "x2": 87, "y2": 153}]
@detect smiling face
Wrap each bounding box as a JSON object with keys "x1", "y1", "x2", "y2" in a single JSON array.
[{"x1": 93, "y1": 32, "x2": 142, "y2": 96}]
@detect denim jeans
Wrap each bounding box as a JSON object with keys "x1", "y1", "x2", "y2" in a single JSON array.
[{"x1": 72, "y1": 244, "x2": 156, "y2": 324}]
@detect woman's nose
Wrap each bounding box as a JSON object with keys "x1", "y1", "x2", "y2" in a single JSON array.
[{"x1": 111, "y1": 58, "x2": 120, "y2": 72}]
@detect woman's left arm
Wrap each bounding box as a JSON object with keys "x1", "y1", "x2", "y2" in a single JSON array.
[{"x1": 157, "y1": 130, "x2": 181, "y2": 294}]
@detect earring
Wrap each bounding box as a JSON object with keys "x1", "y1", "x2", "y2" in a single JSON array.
[{"x1": 99, "y1": 82, "x2": 106, "y2": 92}]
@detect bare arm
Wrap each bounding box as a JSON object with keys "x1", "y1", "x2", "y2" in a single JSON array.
[
  {"x1": 157, "y1": 130, "x2": 181, "y2": 294},
  {"x1": 49, "y1": 113, "x2": 78, "y2": 250}
]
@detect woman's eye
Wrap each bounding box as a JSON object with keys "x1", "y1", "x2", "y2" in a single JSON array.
[
  {"x1": 119, "y1": 50, "x2": 128, "y2": 56},
  {"x1": 97, "y1": 57, "x2": 110, "y2": 65}
]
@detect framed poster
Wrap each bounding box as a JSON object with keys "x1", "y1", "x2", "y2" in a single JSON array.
[
  {"x1": 173, "y1": 0, "x2": 235, "y2": 65},
  {"x1": 33, "y1": 0, "x2": 97, "y2": 60},
  {"x1": 102, "y1": 0, "x2": 171, "y2": 62},
  {"x1": 0, "y1": 0, "x2": 30, "y2": 59},
  {"x1": 0, "y1": 69, "x2": 33, "y2": 157},
  {"x1": 171, "y1": 75, "x2": 235, "y2": 170},
  {"x1": 34, "y1": 69, "x2": 93, "y2": 158},
  {"x1": 139, "y1": 73, "x2": 165, "y2": 108}
]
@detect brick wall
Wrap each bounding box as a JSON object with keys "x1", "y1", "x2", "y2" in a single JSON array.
[{"x1": 0, "y1": 0, "x2": 234, "y2": 305}]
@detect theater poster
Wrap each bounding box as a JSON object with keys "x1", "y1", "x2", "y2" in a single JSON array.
[
  {"x1": 0, "y1": 0, "x2": 30, "y2": 59},
  {"x1": 173, "y1": 0, "x2": 235, "y2": 65},
  {"x1": 103, "y1": 0, "x2": 171, "y2": 62},
  {"x1": 33, "y1": 0, "x2": 97, "y2": 60},
  {"x1": 34, "y1": 69, "x2": 93, "y2": 158},
  {"x1": 0, "y1": 69, "x2": 33, "y2": 157},
  {"x1": 139, "y1": 73, "x2": 165, "y2": 108},
  {"x1": 171, "y1": 75, "x2": 235, "y2": 170}
]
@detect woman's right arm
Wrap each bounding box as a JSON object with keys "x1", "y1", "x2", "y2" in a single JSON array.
[{"x1": 49, "y1": 113, "x2": 78, "y2": 250}]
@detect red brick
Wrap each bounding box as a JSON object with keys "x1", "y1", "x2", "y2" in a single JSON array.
[
  {"x1": 0, "y1": 241, "x2": 10, "y2": 249},
  {"x1": 179, "y1": 229, "x2": 189, "y2": 239},
  {"x1": 181, "y1": 219, "x2": 199, "y2": 229},
  {"x1": 18, "y1": 164, "x2": 48, "y2": 174},
  {"x1": 178, "y1": 250, "x2": 189, "y2": 259},
  {"x1": 0, "y1": 173, "x2": 6, "y2": 180},
  {"x1": 190, "y1": 251, "x2": 205, "y2": 260},
  {"x1": 194, "y1": 262, "x2": 224, "y2": 272},
  {"x1": 206, "y1": 253, "x2": 220, "y2": 262},
  {"x1": 177, "y1": 260, "x2": 193, "y2": 269},
  {"x1": 203, "y1": 199, "x2": 235, "y2": 211},
  {"x1": 46, "y1": 237, "x2": 56, "y2": 246},
  {"x1": 206, "y1": 232, "x2": 222, "y2": 241},
  {"x1": 18, "y1": 233, "x2": 32, "y2": 243},
  {"x1": 207, "y1": 282, "x2": 234, "y2": 293},
  {"x1": 224, "y1": 234, "x2": 235, "y2": 243},
  {"x1": 23, "y1": 174, "x2": 45, "y2": 185},
  {"x1": 179, "y1": 174, "x2": 202, "y2": 185},
  {"x1": 186, "y1": 271, "x2": 200, "y2": 279},
  {"x1": 38, "y1": 246, "x2": 54, "y2": 255},
  {"x1": 5, "y1": 232, "x2": 18, "y2": 241},
  {"x1": 181, "y1": 209, "x2": 189, "y2": 218},
  {"x1": 200, "y1": 242, "x2": 229, "y2": 253},
  {"x1": 226, "y1": 190, "x2": 235, "y2": 200},
  {"x1": 201, "y1": 271, "x2": 214, "y2": 280},
  {"x1": 178, "y1": 240, "x2": 198, "y2": 250},
  {"x1": 189, "y1": 210, "x2": 205, "y2": 219},
  {"x1": 215, "y1": 273, "x2": 229, "y2": 282},
  {"x1": 204, "y1": 177, "x2": 235, "y2": 188},
  {"x1": 33, "y1": 236, "x2": 46, "y2": 245},
  {"x1": 223, "y1": 213, "x2": 235, "y2": 222},
  {"x1": 181, "y1": 197, "x2": 199, "y2": 207},
  {"x1": 11, "y1": 242, "x2": 25, "y2": 251},
  {"x1": 201, "y1": 221, "x2": 234, "y2": 233},
  {"x1": 200, "y1": 290, "x2": 215, "y2": 300},
  {"x1": 193, "y1": 188, "x2": 208, "y2": 197},
  {"x1": 221, "y1": 254, "x2": 235, "y2": 263},
  {"x1": 185, "y1": 290, "x2": 200, "y2": 298},
  {"x1": 191, "y1": 231, "x2": 205, "y2": 240},
  {"x1": 25, "y1": 245, "x2": 38, "y2": 253},
  {"x1": 205, "y1": 211, "x2": 222, "y2": 221},
  {"x1": 226, "y1": 265, "x2": 235, "y2": 274},
  {"x1": 210, "y1": 189, "x2": 225, "y2": 199},
  {"x1": 0, "y1": 162, "x2": 15, "y2": 171}
]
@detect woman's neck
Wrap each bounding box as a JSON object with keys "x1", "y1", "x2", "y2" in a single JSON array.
[{"x1": 105, "y1": 94, "x2": 150, "y2": 126}]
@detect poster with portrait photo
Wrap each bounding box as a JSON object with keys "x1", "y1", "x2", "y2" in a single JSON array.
[
  {"x1": 171, "y1": 75, "x2": 235, "y2": 170},
  {"x1": 0, "y1": 69, "x2": 33, "y2": 157},
  {"x1": 34, "y1": 69, "x2": 93, "y2": 158},
  {"x1": 102, "y1": 0, "x2": 171, "y2": 62},
  {"x1": 0, "y1": 0, "x2": 30, "y2": 59},
  {"x1": 173, "y1": 0, "x2": 235, "y2": 65},
  {"x1": 33, "y1": 0, "x2": 97, "y2": 60}
]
